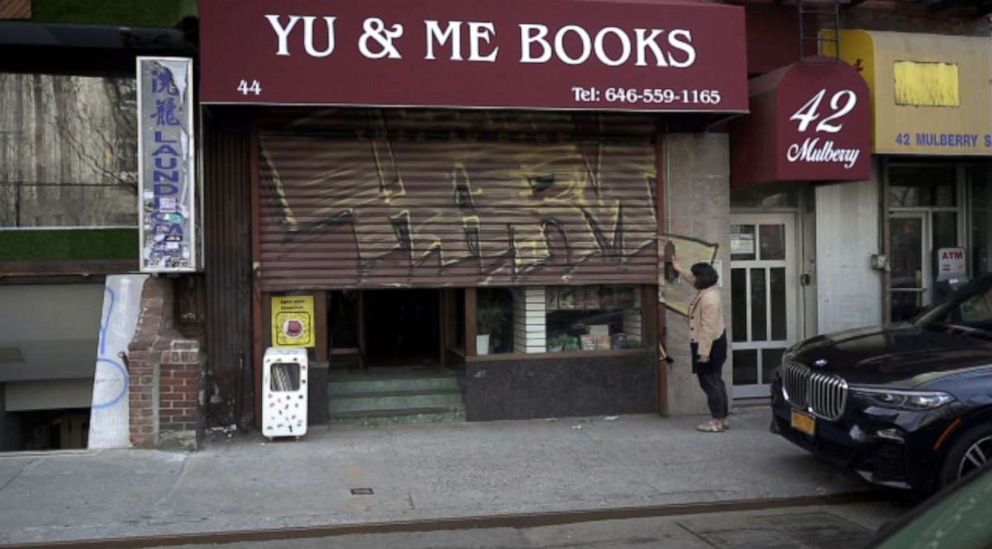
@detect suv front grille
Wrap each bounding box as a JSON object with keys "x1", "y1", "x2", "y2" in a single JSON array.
[{"x1": 782, "y1": 361, "x2": 848, "y2": 420}]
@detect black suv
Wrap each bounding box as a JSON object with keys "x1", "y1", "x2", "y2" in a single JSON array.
[{"x1": 771, "y1": 274, "x2": 992, "y2": 494}]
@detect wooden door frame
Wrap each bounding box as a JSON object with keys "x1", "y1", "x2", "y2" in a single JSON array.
[
  {"x1": 465, "y1": 288, "x2": 477, "y2": 357},
  {"x1": 250, "y1": 119, "x2": 263, "y2": 427}
]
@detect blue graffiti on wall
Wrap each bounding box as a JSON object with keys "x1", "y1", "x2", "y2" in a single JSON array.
[{"x1": 92, "y1": 286, "x2": 129, "y2": 410}]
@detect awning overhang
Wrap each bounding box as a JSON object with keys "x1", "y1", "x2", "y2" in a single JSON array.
[
  {"x1": 198, "y1": 0, "x2": 749, "y2": 113},
  {"x1": 731, "y1": 58, "x2": 871, "y2": 188},
  {"x1": 0, "y1": 21, "x2": 190, "y2": 74},
  {"x1": 827, "y1": 30, "x2": 992, "y2": 157},
  {"x1": 0, "y1": 21, "x2": 186, "y2": 50}
]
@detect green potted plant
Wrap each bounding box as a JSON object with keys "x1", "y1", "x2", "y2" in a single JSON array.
[
  {"x1": 548, "y1": 333, "x2": 570, "y2": 352},
  {"x1": 477, "y1": 307, "x2": 505, "y2": 355},
  {"x1": 620, "y1": 337, "x2": 643, "y2": 350}
]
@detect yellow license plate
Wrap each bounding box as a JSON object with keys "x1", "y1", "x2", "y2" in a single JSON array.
[{"x1": 791, "y1": 410, "x2": 816, "y2": 436}]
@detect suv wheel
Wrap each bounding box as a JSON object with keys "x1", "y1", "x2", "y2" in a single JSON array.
[{"x1": 939, "y1": 424, "x2": 992, "y2": 489}]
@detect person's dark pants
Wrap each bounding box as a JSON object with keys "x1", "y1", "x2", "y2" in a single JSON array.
[{"x1": 691, "y1": 333, "x2": 728, "y2": 420}]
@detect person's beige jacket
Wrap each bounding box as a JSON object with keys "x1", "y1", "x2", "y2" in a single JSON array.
[{"x1": 683, "y1": 273, "x2": 726, "y2": 358}]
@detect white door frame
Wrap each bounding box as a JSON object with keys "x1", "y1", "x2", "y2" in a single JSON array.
[{"x1": 730, "y1": 213, "x2": 799, "y2": 399}]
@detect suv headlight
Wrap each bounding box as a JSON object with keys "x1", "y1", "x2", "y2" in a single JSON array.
[{"x1": 850, "y1": 388, "x2": 955, "y2": 411}]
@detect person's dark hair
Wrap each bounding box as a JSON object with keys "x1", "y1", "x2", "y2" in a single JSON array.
[{"x1": 690, "y1": 263, "x2": 719, "y2": 290}]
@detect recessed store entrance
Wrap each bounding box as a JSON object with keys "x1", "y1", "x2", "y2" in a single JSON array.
[
  {"x1": 363, "y1": 289, "x2": 441, "y2": 367},
  {"x1": 322, "y1": 289, "x2": 463, "y2": 424}
]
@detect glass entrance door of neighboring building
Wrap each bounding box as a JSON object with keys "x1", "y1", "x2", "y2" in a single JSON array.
[
  {"x1": 889, "y1": 213, "x2": 929, "y2": 322},
  {"x1": 967, "y1": 165, "x2": 992, "y2": 277},
  {"x1": 887, "y1": 164, "x2": 963, "y2": 322},
  {"x1": 730, "y1": 214, "x2": 797, "y2": 399}
]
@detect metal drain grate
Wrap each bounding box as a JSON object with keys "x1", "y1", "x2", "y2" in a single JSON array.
[{"x1": 350, "y1": 488, "x2": 374, "y2": 496}]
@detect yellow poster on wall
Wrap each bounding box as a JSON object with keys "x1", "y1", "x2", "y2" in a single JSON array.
[{"x1": 271, "y1": 295, "x2": 315, "y2": 348}]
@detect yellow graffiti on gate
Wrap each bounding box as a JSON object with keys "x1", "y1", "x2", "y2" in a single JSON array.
[{"x1": 259, "y1": 129, "x2": 658, "y2": 283}]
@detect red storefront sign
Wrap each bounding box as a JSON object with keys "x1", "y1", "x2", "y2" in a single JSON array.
[
  {"x1": 199, "y1": 0, "x2": 747, "y2": 112},
  {"x1": 731, "y1": 59, "x2": 871, "y2": 186}
]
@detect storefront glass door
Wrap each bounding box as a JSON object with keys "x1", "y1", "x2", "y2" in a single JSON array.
[
  {"x1": 967, "y1": 165, "x2": 992, "y2": 277},
  {"x1": 889, "y1": 213, "x2": 929, "y2": 322},
  {"x1": 730, "y1": 214, "x2": 797, "y2": 399},
  {"x1": 887, "y1": 164, "x2": 962, "y2": 322}
]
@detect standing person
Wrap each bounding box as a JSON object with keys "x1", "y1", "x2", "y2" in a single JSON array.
[{"x1": 672, "y1": 258, "x2": 729, "y2": 432}]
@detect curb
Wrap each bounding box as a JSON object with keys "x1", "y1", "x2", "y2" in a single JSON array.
[{"x1": 1, "y1": 491, "x2": 886, "y2": 548}]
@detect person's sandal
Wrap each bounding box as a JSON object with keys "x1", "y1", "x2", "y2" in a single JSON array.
[{"x1": 696, "y1": 420, "x2": 725, "y2": 433}]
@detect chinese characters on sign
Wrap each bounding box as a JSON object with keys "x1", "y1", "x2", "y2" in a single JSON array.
[{"x1": 138, "y1": 57, "x2": 197, "y2": 272}]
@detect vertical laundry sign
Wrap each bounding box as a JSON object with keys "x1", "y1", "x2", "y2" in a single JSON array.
[{"x1": 138, "y1": 57, "x2": 198, "y2": 272}]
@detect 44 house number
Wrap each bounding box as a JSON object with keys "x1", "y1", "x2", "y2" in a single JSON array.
[{"x1": 238, "y1": 80, "x2": 263, "y2": 96}]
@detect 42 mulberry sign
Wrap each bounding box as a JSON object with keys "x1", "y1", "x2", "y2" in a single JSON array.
[
  {"x1": 731, "y1": 60, "x2": 871, "y2": 187},
  {"x1": 198, "y1": 0, "x2": 747, "y2": 112},
  {"x1": 787, "y1": 88, "x2": 862, "y2": 170}
]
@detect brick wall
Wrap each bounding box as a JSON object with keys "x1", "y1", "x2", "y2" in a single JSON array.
[
  {"x1": 841, "y1": 3, "x2": 990, "y2": 37},
  {"x1": 128, "y1": 277, "x2": 204, "y2": 450},
  {"x1": 159, "y1": 342, "x2": 201, "y2": 434},
  {"x1": 0, "y1": 0, "x2": 31, "y2": 20}
]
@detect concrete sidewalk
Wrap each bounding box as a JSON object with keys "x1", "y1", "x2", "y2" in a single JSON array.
[{"x1": 0, "y1": 407, "x2": 871, "y2": 546}]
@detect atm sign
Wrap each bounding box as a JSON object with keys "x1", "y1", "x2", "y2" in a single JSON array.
[{"x1": 938, "y1": 247, "x2": 966, "y2": 279}]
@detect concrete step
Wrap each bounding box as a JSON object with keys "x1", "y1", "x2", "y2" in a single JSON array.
[
  {"x1": 328, "y1": 373, "x2": 460, "y2": 396},
  {"x1": 326, "y1": 368, "x2": 465, "y2": 425},
  {"x1": 329, "y1": 389, "x2": 463, "y2": 415},
  {"x1": 329, "y1": 407, "x2": 466, "y2": 426}
]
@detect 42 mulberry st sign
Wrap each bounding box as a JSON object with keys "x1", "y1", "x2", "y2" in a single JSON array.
[{"x1": 199, "y1": 0, "x2": 747, "y2": 112}]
